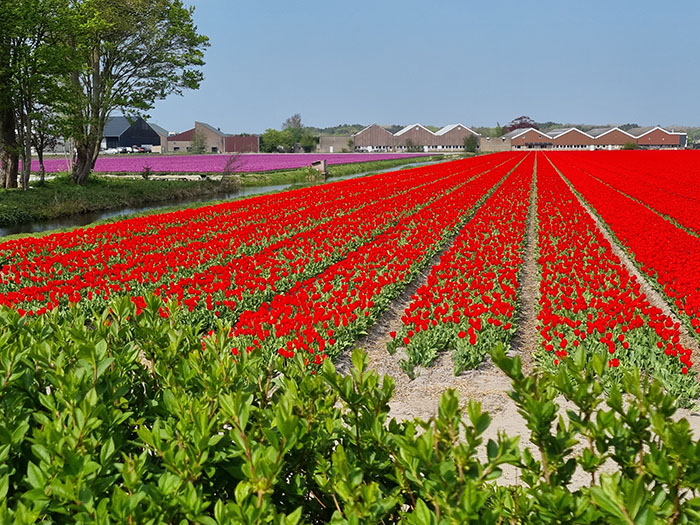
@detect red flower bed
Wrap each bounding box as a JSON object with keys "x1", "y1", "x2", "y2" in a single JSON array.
[
  {"x1": 0, "y1": 154, "x2": 513, "y2": 325},
  {"x1": 537, "y1": 155, "x2": 696, "y2": 398},
  {"x1": 554, "y1": 151, "x2": 700, "y2": 235},
  {"x1": 550, "y1": 152, "x2": 700, "y2": 340},
  {"x1": 226, "y1": 155, "x2": 525, "y2": 362},
  {"x1": 387, "y1": 154, "x2": 534, "y2": 374}
]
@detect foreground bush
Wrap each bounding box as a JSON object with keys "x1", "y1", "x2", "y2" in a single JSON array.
[{"x1": 1, "y1": 300, "x2": 699, "y2": 523}]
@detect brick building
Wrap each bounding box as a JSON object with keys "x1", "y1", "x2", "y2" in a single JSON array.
[
  {"x1": 168, "y1": 121, "x2": 259, "y2": 153},
  {"x1": 507, "y1": 126, "x2": 686, "y2": 150},
  {"x1": 352, "y1": 123, "x2": 479, "y2": 152}
]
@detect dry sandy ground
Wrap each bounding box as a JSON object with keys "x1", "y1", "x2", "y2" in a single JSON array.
[{"x1": 343, "y1": 157, "x2": 700, "y2": 487}]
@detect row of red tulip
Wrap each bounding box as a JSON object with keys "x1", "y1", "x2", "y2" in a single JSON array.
[
  {"x1": 386, "y1": 154, "x2": 534, "y2": 375},
  {"x1": 556, "y1": 151, "x2": 700, "y2": 236},
  {"x1": 538, "y1": 155, "x2": 696, "y2": 398},
  {"x1": 551, "y1": 153, "x2": 700, "y2": 341},
  {"x1": 152, "y1": 156, "x2": 519, "y2": 327},
  {"x1": 226, "y1": 155, "x2": 527, "y2": 363},
  {"x1": 0, "y1": 154, "x2": 511, "y2": 319}
]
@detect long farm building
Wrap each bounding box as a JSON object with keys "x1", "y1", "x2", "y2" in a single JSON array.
[{"x1": 480, "y1": 126, "x2": 687, "y2": 151}]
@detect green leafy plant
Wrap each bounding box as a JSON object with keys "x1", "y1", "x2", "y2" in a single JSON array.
[{"x1": 1, "y1": 300, "x2": 699, "y2": 523}]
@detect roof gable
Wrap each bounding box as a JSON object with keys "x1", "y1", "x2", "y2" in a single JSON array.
[
  {"x1": 103, "y1": 116, "x2": 133, "y2": 138},
  {"x1": 435, "y1": 123, "x2": 480, "y2": 136},
  {"x1": 549, "y1": 127, "x2": 593, "y2": 139},
  {"x1": 629, "y1": 126, "x2": 685, "y2": 138},
  {"x1": 395, "y1": 123, "x2": 435, "y2": 136},
  {"x1": 503, "y1": 127, "x2": 550, "y2": 140},
  {"x1": 195, "y1": 121, "x2": 227, "y2": 137},
  {"x1": 588, "y1": 127, "x2": 634, "y2": 139},
  {"x1": 148, "y1": 122, "x2": 169, "y2": 137},
  {"x1": 352, "y1": 124, "x2": 394, "y2": 137}
]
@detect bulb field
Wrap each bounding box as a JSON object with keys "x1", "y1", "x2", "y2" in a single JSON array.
[
  {"x1": 4, "y1": 150, "x2": 698, "y2": 395},
  {"x1": 2, "y1": 150, "x2": 700, "y2": 522}
]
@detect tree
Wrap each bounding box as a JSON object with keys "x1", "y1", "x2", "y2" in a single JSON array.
[
  {"x1": 463, "y1": 134, "x2": 478, "y2": 153},
  {"x1": 62, "y1": 0, "x2": 209, "y2": 184},
  {"x1": 260, "y1": 128, "x2": 294, "y2": 153},
  {"x1": 503, "y1": 116, "x2": 538, "y2": 134},
  {"x1": 0, "y1": 2, "x2": 22, "y2": 188},
  {"x1": 282, "y1": 113, "x2": 302, "y2": 131},
  {"x1": 8, "y1": 0, "x2": 74, "y2": 191},
  {"x1": 404, "y1": 139, "x2": 423, "y2": 153},
  {"x1": 299, "y1": 130, "x2": 316, "y2": 153},
  {"x1": 282, "y1": 113, "x2": 303, "y2": 146},
  {"x1": 31, "y1": 105, "x2": 60, "y2": 184},
  {"x1": 190, "y1": 129, "x2": 206, "y2": 154}
]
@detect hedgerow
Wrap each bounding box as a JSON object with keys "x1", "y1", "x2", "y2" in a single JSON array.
[{"x1": 1, "y1": 299, "x2": 699, "y2": 523}]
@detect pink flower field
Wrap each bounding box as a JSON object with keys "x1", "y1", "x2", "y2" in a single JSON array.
[{"x1": 31, "y1": 153, "x2": 432, "y2": 174}]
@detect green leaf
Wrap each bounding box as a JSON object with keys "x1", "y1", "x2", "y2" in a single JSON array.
[
  {"x1": 100, "y1": 437, "x2": 115, "y2": 465},
  {"x1": 26, "y1": 462, "x2": 47, "y2": 490}
]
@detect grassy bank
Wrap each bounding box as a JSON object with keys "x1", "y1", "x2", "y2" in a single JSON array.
[
  {"x1": 1, "y1": 155, "x2": 446, "y2": 229},
  {"x1": 0, "y1": 174, "x2": 240, "y2": 226}
]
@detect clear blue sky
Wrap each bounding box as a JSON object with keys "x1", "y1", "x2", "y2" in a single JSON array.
[{"x1": 148, "y1": 0, "x2": 700, "y2": 134}]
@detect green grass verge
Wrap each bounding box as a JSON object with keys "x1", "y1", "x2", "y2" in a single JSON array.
[
  {"x1": 1, "y1": 156, "x2": 446, "y2": 229},
  {"x1": 0, "y1": 173, "x2": 241, "y2": 227}
]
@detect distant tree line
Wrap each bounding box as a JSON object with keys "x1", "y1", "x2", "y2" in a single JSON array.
[{"x1": 0, "y1": 0, "x2": 209, "y2": 187}]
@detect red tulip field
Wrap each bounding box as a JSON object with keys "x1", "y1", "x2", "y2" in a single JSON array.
[
  {"x1": 1, "y1": 150, "x2": 699, "y2": 400},
  {"x1": 4, "y1": 149, "x2": 700, "y2": 522}
]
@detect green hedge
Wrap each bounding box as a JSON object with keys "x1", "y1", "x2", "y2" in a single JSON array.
[{"x1": 1, "y1": 297, "x2": 699, "y2": 523}]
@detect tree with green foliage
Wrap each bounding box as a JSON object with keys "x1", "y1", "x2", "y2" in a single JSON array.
[
  {"x1": 30, "y1": 105, "x2": 60, "y2": 184},
  {"x1": 463, "y1": 133, "x2": 478, "y2": 153},
  {"x1": 260, "y1": 128, "x2": 294, "y2": 153},
  {"x1": 282, "y1": 113, "x2": 304, "y2": 147},
  {"x1": 7, "y1": 0, "x2": 74, "y2": 191},
  {"x1": 189, "y1": 129, "x2": 206, "y2": 154},
  {"x1": 62, "y1": 0, "x2": 209, "y2": 184},
  {"x1": 622, "y1": 142, "x2": 639, "y2": 150},
  {"x1": 0, "y1": 11, "x2": 19, "y2": 188},
  {"x1": 299, "y1": 129, "x2": 317, "y2": 153},
  {"x1": 1, "y1": 0, "x2": 69, "y2": 189}
]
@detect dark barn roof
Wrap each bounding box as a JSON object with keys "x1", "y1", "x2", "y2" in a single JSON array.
[
  {"x1": 148, "y1": 122, "x2": 169, "y2": 137},
  {"x1": 103, "y1": 116, "x2": 132, "y2": 138}
]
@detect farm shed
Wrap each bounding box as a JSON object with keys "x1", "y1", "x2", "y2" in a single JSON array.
[
  {"x1": 103, "y1": 116, "x2": 161, "y2": 149},
  {"x1": 434, "y1": 124, "x2": 480, "y2": 151},
  {"x1": 548, "y1": 128, "x2": 595, "y2": 149},
  {"x1": 628, "y1": 126, "x2": 687, "y2": 148},
  {"x1": 353, "y1": 124, "x2": 398, "y2": 152},
  {"x1": 225, "y1": 135, "x2": 259, "y2": 153},
  {"x1": 353, "y1": 123, "x2": 480, "y2": 152},
  {"x1": 317, "y1": 136, "x2": 352, "y2": 153}
]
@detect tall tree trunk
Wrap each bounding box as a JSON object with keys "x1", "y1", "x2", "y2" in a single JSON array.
[
  {"x1": 21, "y1": 114, "x2": 32, "y2": 190},
  {"x1": 71, "y1": 143, "x2": 92, "y2": 184},
  {"x1": 37, "y1": 148, "x2": 45, "y2": 184},
  {"x1": 0, "y1": 107, "x2": 18, "y2": 189}
]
